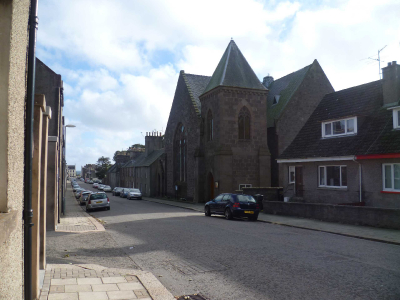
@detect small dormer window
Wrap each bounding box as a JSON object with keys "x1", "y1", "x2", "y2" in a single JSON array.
[
  {"x1": 393, "y1": 108, "x2": 400, "y2": 129},
  {"x1": 322, "y1": 117, "x2": 357, "y2": 138},
  {"x1": 273, "y1": 95, "x2": 280, "y2": 105}
]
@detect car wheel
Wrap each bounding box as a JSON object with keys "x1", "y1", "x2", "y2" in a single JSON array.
[
  {"x1": 205, "y1": 206, "x2": 211, "y2": 217},
  {"x1": 225, "y1": 208, "x2": 233, "y2": 220}
]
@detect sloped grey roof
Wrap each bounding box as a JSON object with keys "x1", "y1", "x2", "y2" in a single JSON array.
[
  {"x1": 132, "y1": 153, "x2": 147, "y2": 167},
  {"x1": 134, "y1": 149, "x2": 164, "y2": 167},
  {"x1": 280, "y1": 80, "x2": 400, "y2": 159},
  {"x1": 203, "y1": 40, "x2": 266, "y2": 94},
  {"x1": 107, "y1": 164, "x2": 118, "y2": 173},
  {"x1": 267, "y1": 63, "x2": 312, "y2": 127},
  {"x1": 183, "y1": 73, "x2": 210, "y2": 115}
]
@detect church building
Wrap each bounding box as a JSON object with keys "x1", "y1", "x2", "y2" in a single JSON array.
[{"x1": 164, "y1": 40, "x2": 333, "y2": 203}]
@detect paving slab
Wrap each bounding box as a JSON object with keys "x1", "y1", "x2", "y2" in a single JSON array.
[
  {"x1": 40, "y1": 264, "x2": 175, "y2": 300},
  {"x1": 107, "y1": 290, "x2": 137, "y2": 299},
  {"x1": 79, "y1": 291, "x2": 108, "y2": 300}
]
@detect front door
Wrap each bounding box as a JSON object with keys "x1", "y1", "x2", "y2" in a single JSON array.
[
  {"x1": 208, "y1": 172, "x2": 215, "y2": 201},
  {"x1": 295, "y1": 166, "x2": 303, "y2": 197}
]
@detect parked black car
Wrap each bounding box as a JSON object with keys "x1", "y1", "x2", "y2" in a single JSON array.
[
  {"x1": 204, "y1": 193, "x2": 260, "y2": 221},
  {"x1": 112, "y1": 187, "x2": 123, "y2": 196}
]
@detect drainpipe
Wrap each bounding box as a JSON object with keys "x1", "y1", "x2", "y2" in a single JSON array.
[
  {"x1": 353, "y1": 156, "x2": 362, "y2": 202},
  {"x1": 23, "y1": 1, "x2": 39, "y2": 299}
]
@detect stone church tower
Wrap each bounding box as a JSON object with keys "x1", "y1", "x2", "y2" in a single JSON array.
[{"x1": 198, "y1": 40, "x2": 270, "y2": 200}]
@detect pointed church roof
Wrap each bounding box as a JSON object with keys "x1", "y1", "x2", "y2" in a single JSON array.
[{"x1": 203, "y1": 40, "x2": 266, "y2": 94}]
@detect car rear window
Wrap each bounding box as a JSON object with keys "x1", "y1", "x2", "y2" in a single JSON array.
[
  {"x1": 236, "y1": 195, "x2": 256, "y2": 203},
  {"x1": 90, "y1": 194, "x2": 107, "y2": 200}
]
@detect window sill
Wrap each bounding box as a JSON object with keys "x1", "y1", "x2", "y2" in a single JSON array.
[
  {"x1": 317, "y1": 187, "x2": 348, "y2": 191},
  {"x1": 381, "y1": 190, "x2": 400, "y2": 194},
  {"x1": 321, "y1": 133, "x2": 357, "y2": 139},
  {"x1": 0, "y1": 210, "x2": 18, "y2": 244}
]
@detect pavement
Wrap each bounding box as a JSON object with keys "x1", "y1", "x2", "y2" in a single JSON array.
[
  {"x1": 143, "y1": 197, "x2": 400, "y2": 245},
  {"x1": 40, "y1": 184, "x2": 175, "y2": 300}
]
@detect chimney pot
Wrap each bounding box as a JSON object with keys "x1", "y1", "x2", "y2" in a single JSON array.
[
  {"x1": 393, "y1": 61, "x2": 397, "y2": 65},
  {"x1": 388, "y1": 62, "x2": 392, "y2": 66}
]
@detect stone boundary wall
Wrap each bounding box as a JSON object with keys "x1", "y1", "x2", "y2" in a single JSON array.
[
  {"x1": 240, "y1": 187, "x2": 283, "y2": 201},
  {"x1": 263, "y1": 201, "x2": 400, "y2": 229}
]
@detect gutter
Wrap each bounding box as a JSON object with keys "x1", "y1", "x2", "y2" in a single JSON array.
[{"x1": 23, "y1": 1, "x2": 39, "y2": 299}]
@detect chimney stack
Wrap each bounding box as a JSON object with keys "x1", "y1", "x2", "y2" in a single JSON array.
[
  {"x1": 262, "y1": 75, "x2": 274, "y2": 89},
  {"x1": 382, "y1": 61, "x2": 400, "y2": 106}
]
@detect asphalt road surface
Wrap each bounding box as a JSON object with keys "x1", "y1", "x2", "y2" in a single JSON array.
[{"x1": 73, "y1": 182, "x2": 400, "y2": 300}]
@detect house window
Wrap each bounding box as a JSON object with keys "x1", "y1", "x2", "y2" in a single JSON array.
[
  {"x1": 207, "y1": 109, "x2": 213, "y2": 141},
  {"x1": 289, "y1": 166, "x2": 295, "y2": 184},
  {"x1": 319, "y1": 165, "x2": 347, "y2": 188},
  {"x1": 239, "y1": 184, "x2": 252, "y2": 190},
  {"x1": 322, "y1": 117, "x2": 357, "y2": 138},
  {"x1": 383, "y1": 163, "x2": 400, "y2": 191},
  {"x1": 238, "y1": 106, "x2": 251, "y2": 140},
  {"x1": 393, "y1": 108, "x2": 400, "y2": 129}
]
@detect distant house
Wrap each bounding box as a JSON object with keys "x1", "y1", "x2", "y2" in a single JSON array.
[
  {"x1": 278, "y1": 61, "x2": 400, "y2": 208},
  {"x1": 67, "y1": 165, "x2": 76, "y2": 177},
  {"x1": 133, "y1": 133, "x2": 165, "y2": 197}
]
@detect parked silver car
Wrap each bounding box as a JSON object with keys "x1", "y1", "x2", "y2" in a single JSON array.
[
  {"x1": 86, "y1": 192, "x2": 110, "y2": 212},
  {"x1": 127, "y1": 189, "x2": 142, "y2": 200},
  {"x1": 103, "y1": 185, "x2": 112, "y2": 192},
  {"x1": 79, "y1": 191, "x2": 91, "y2": 206}
]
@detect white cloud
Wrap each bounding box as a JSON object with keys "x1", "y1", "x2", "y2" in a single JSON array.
[{"x1": 37, "y1": 0, "x2": 400, "y2": 169}]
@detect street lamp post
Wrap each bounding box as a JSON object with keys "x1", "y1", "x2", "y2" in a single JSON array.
[{"x1": 63, "y1": 124, "x2": 76, "y2": 216}]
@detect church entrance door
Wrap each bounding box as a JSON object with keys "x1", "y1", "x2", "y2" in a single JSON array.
[{"x1": 208, "y1": 172, "x2": 215, "y2": 200}]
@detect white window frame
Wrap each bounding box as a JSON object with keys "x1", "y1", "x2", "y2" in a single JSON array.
[
  {"x1": 318, "y1": 165, "x2": 347, "y2": 188},
  {"x1": 382, "y1": 163, "x2": 400, "y2": 192},
  {"x1": 289, "y1": 166, "x2": 295, "y2": 184},
  {"x1": 322, "y1": 117, "x2": 357, "y2": 138},
  {"x1": 239, "y1": 184, "x2": 252, "y2": 190},
  {"x1": 393, "y1": 108, "x2": 400, "y2": 129}
]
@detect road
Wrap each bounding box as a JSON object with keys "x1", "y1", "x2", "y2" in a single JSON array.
[{"x1": 64, "y1": 182, "x2": 400, "y2": 300}]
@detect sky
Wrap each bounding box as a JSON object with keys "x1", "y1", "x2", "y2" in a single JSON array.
[{"x1": 36, "y1": 0, "x2": 400, "y2": 171}]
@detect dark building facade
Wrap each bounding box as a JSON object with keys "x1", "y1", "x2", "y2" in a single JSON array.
[{"x1": 164, "y1": 40, "x2": 334, "y2": 203}]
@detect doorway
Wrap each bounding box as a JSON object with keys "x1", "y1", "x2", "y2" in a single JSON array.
[
  {"x1": 295, "y1": 166, "x2": 303, "y2": 197},
  {"x1": 208, "y1": 172, "x2": 215, "y2": 200}
]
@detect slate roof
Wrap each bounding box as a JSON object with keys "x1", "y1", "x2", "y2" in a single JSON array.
[
  {"x1": 279, "y1": 80, "x2": 400, "y2": 159},
  {"x1": 107, "y1": 164, "x2": 118, "y2": 173},
  {"x1": 203, "y1": 40, "x2": 266, "y2": 94},
  {"x1": 183, "y1": 73, "x2": 211, "y2": 115},
  {"x1": 133, "y1": 149, "x2": 164, "y2": 167},
  {"x1": 267, "y1": 63, "x2": 312, "y2": 127}
]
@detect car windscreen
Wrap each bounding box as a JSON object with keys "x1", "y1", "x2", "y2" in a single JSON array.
[
  {"x1": 236, "y1": 195, "x2": 256, "y2": 203},
  {"x1": 90, "y1": 194, "x2": 107, "y2": 200},
  {"x1": 116, "y1": 188, "x2": 122, "y2": 191},
  {"x1": 132, "y1": 189, "x2": 140, "y2": 192}
]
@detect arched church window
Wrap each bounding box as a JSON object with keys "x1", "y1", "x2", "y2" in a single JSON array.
[
  {"x1": 174, "y1": 123, "x2": 187, "y2": 182},
  {"x1": 238, "y1": 106, "x2": 251, "y2": 140},
  {"x1": 207, "y1": 109, "x2": 213, "y2": 141}
]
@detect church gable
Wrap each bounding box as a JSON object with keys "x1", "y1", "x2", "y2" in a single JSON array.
[{"x1": 182, "y1": 73, "x2": 210, "y2": 116}]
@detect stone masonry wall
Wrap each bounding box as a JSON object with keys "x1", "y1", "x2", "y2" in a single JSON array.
[
  {"x1": 200, "y1": 87, "x2": 269, "y2": 197},
  {"x1": 164, "y1": 73, "x2": 202, "y2": 201}
]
